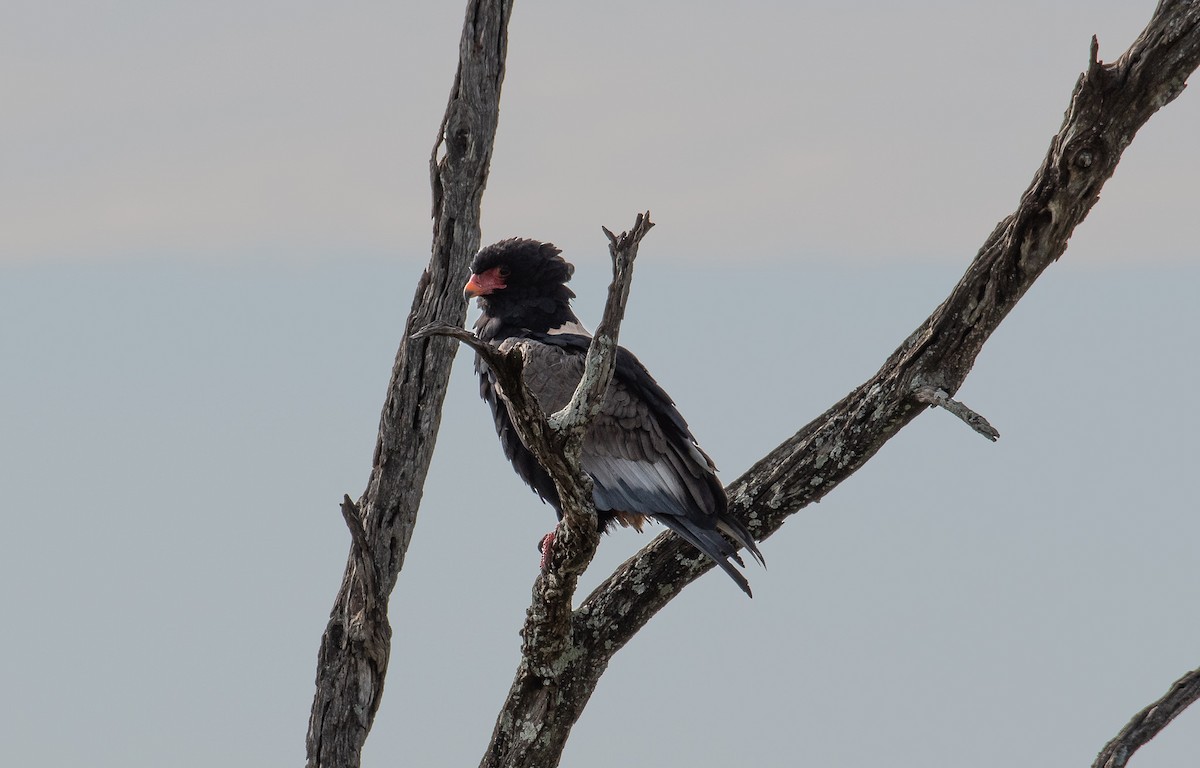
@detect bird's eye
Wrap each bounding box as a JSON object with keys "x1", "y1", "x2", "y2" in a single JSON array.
[{"x1": 498, "y1": 266, "x2": 511, "y2": 278}]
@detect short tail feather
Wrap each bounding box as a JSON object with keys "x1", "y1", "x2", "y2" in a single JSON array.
[
  {"x1": 656, "y1": 516, "x2": 760, "y2": 598},
  {"x1": 716, "y1": 518, "x2": 766, "y2": 566}
]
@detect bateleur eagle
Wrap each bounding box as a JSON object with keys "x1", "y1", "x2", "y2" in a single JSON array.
[{"x1": 465, "y1": 238, "x2": 764, "y2": 596}]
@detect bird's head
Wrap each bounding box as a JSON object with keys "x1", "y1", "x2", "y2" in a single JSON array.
[{"x1": 466, "y1": 238, "x2": 579, "y2": 337}]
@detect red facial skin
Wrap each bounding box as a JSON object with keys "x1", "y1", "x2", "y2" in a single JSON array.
[{"x1": 464, "y1": 266, "x2": 508, "y2": 298}]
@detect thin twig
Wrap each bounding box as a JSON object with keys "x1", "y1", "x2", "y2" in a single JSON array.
[
  {"x1": 913, "y1": 385, "x2": 1000, "y2": 441},
  {"x1": 410, "y1": 323, "x2": 567, "y2": 487}
]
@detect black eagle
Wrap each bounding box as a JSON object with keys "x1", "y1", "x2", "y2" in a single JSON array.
[{"x1": 465, "y1": 238, "x2": 764, "y2": 596}]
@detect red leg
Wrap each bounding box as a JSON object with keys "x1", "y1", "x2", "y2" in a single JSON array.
[{"x1": 538, "y1": 531, "x2": 556, "y2": 571}]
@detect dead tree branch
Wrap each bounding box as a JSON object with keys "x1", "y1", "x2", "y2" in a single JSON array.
[
  {"x1": 304, "y1": 2, "x2": 514, "y2": 766},
  {"x1": 471, "y1": 3, "x2": 1200, "y2": 765},
  {"x1": 550, "y1": 214, "x2": 654, "y2": 433},
  {"x1": 1093, "y1": 666, "x2": 1200, "y2": 768}
]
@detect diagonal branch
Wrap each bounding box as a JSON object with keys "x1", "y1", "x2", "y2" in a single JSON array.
[
  {"x1": 469, "y1": 3, "x2": 1200, "y2": 766},
  {"x1": 580, "y1": 0, "x2": 1200, "y2": 665},
  {"x1": 1093, "y1": 666, "x2": 1200, "y2": 768},
  {"x1": 304, "y1": 2, "x2": 514, "y2": 766}
]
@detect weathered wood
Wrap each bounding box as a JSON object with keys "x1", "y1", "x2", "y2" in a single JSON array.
[
  {"x1": 472, "y1": 3, "x2": 1200, "y2": 766},
  {"x1": 1093, "y1": 666, "x2": 1200, "y2": 768},
  {"x1": 913, "y1": 385, "x2": 1000, "y2": 441},
  {"x1": 304, "y1": 2, "x2": 514, "y2": 766}
]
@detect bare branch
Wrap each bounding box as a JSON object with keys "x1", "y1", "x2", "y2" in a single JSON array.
[
  {"x1": 913, "y1": 386, "x2": 1000, "y2": 441},
  {"x1": 549, "y1": 212, "x2": 654, "y2": 433},
  {"x1": 469, "y1": 4, "x2": 1200, "y2": 765},
  {"x1": 411, "y1": 323, "x2": 569, "y2": 491},
  {"x1": 304, "y1": 2, "x2": 514, "y2": 766},
  {"x1": 411, "y1": 323, "x2": 515, "y2": 380},
  {"x1": 1093, "y1": 666, "x2": 1200, "y2": 768},
  {"x1": 579, "y1": 0, "x2": 1200, "y2": 648}
]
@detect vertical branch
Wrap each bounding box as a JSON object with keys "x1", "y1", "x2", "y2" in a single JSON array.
[
  {"x1": 549, "y1": 213, "x2": 654, "y2": 432},
  {"x1": 304, "y1": 2, "x2": 514, "y2": 766}
]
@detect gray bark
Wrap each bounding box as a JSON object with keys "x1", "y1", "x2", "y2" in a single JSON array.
[
  {"x1": 304, "y1": 2, "x2": 513, "y2": 766},
  {"x1": 1094, "y1": 666, "x2": 1200, "y2": 768}
]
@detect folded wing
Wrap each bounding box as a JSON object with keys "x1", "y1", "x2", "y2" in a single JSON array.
[{"x1": 494, "y1": 333, "x2": 764, "y2": 595}]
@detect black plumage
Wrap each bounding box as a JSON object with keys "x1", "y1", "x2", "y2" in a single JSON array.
[{"x1": 465, "y1": 238, "x2": 764, "y2": 596}]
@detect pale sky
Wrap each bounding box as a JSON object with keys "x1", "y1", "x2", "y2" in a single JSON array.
[{"x1": 3, "y1": 3, "x2": 1199, "y2": 767}]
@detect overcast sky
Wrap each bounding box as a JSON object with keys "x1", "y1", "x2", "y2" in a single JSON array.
[{"x1": 3, "y1": 2, "x2": 1199, "y2": 767}]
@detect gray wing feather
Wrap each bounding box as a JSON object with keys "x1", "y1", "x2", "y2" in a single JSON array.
[
  {"x1": 501, "y1": 337, "x2": 763, "y2": 596},
  {"x1": 506, "y1": 339, "x2": 718, "y2": 522}
]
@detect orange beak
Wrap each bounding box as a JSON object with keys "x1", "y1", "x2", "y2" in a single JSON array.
[
  {"x1": 464, "y1": 266, "x2": 507, "y2": 299},
  {"x1": 464, "y1": 273, "x2": 487, "y2": 299}
]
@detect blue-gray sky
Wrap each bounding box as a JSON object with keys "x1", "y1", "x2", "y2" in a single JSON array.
[{"x1": 2, "y1": 3, "x2": 1198, "y2": 767}]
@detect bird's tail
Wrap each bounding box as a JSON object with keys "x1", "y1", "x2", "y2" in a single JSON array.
[
  {"x1": 656, "y1": 516, "x2": 758, "y2": 598},
  {"x1": 716, "y1": 516, "x2": 765, "y2": 567}
]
